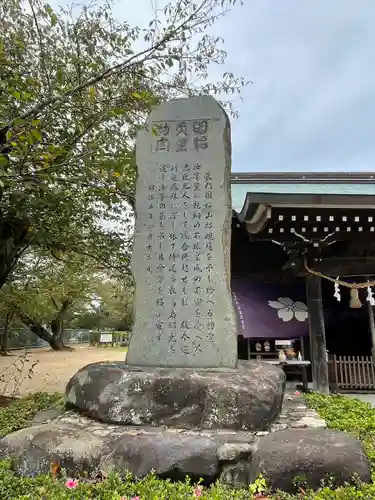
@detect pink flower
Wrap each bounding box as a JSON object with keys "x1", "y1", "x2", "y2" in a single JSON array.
[
  {"x1": 65, "y1": 478, "x2": 79, "y2": 489},
  {"x1": 193, "y1": 486, "x2": 203, "y2": 497},
  {"x1": 120, "y1": 497, "x2": 139, "y2": 500},
  {"x1": 295, "y1": 391, "x2": 301, "y2": 396}
]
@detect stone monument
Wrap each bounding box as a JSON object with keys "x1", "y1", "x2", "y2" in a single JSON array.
[
  {"x1": 0, "y1": 97, "x2": 288, "y2": 488},
  {"x1": 127, "y1": 95, "x2": 237, "y2": 368},
  {"x1": 0, "y1": 97, "x2": 370, "y2": 493}
]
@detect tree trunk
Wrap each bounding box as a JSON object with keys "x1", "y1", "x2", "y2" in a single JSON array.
[
  {"x1": 50, "y1": 298, "x2": 74, "y2": 350},
  {"x1": 50, "y1": 316, "x2": 71, "y2": 351},
  {"x1": 0, "y1": 214, "x2": 30, "y2": 289},
  {"x1": 0, "y1": 135, "x2": 29, "y2": 288},
  {"x1": 20, "y1": 315, "x2": 73, "y2": 351},
  {"x1": 0, "y1": 312, "x2": 12, "y2": 355}
]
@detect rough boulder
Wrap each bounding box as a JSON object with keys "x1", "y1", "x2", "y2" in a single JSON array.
[
  {"x1": 253, "y1": 428, "x2": 372, "y2": 492},
  {"x1": 65, "y1": 360, "x2": 286, "y2": 431}
]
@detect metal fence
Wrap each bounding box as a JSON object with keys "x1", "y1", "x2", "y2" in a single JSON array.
[{"x1": 3, "y1": 328, "x2": 128, "y2": 350}]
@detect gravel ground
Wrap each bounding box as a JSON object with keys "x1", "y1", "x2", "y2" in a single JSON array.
[{"x1": 0, "y1": 346, "x2": 126, "y2": 397}]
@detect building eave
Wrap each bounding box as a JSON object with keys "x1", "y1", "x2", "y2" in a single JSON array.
[
  {"x1": 236, "y1": 192, "x2": 375, "y2": 225},
  {"x1": 233, "y1": 193, "x2": 375, "y2": 251}
]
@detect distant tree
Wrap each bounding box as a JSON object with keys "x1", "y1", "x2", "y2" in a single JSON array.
[
  {"x1": 71, "y1": 278, "x2": 134, "y2": 332},
  {"x1": 0, "y1": 250, "x2": 102, "y2": 350},
  {"x1": 0, "y1": 312, "x2": 13, "y2": 355},
  {"x1": 0, "y1": 0, "x2": 246, "y2": 288}
]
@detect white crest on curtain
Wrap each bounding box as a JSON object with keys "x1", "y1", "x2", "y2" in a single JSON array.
[{"x1": 268, "y1": 297, "x2": 308, "y2": 322}]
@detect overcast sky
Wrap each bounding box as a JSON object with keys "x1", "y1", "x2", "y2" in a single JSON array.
[{"x1": 56, "y1": 0, "x2": 375, "y2": 173}]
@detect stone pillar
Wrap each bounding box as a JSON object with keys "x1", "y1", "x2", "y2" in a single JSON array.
[{"x1": 126, "y1": 96, "x2": 238, "y2": 368}]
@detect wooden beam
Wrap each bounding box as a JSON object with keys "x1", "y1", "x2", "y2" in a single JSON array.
[{"x1": 306, "y1": 275, "x2": 329, "y2": 394}]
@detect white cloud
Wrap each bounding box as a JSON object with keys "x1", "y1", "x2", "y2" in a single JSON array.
[
  {"x1": 53, "y1": 0, "x2": 375, "y2": 172},
  {"x1": 220, "y1": 0, "x2": 375, "y2": 172}
]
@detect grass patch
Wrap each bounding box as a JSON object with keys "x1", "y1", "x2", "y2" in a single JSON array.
[{"x1": 0, "y1": 392, "x2": 63, "y2": 438}]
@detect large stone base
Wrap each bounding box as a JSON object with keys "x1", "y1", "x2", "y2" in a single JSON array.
[
  {"x1": 0, "y1": 411, "x2": 371, "y2": 491},
  {"x1": 65, "y1": 360, "x2": 286, "y2": 431},
  {"x1": 0, "y1": 411, "x2": 257, "y2": 487}
]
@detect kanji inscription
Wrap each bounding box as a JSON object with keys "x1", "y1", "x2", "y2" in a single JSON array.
[{"x1": 127, "y1": 96, "x2": 237, "y2": 368}]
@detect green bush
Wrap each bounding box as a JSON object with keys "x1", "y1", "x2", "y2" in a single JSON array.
[
  {"x1": 0, "y1": 465, "x2": 263, "y2": 500},
  {"x1": 0, "y1": 462, "x2": 374, "y2": 499}
]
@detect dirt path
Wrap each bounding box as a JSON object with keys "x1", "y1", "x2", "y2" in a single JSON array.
[{"x1": 0, "y1": 346, "x2": 126, "y2": 397}]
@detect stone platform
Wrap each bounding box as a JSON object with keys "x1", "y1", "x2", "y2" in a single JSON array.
[
  {"x1": 0, "y1": 411, "x2": 257, "y2": 487},
  {"x1": 0, "y1": 393, "x2": 370, "y2": 491},
  {"x1": 0, "y1": 360, "x2": 286, "y2": 488},
  {"x1": 65, "y1": 360, "x2": 286, "y2": 431},
  {"x1": 0, "y1": 364, "x2": 371, "y2": 492}
]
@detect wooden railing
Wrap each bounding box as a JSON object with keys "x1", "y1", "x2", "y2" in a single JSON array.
[{"x1": 329, "y1": 355, "x2": 375, "y2": 392}]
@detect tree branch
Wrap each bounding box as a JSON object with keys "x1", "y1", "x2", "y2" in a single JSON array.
[
  {"x1": 28, "y1": 0, "x2": 52, "y2": 90},
  {"x1": 2, "y1": 0, "x2": 216, "y2": 131},
  {"x1": 55, "y1": 297, "x2": 73, "y2": 320}
]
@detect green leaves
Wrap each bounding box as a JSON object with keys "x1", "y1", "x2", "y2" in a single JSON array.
[
  {"x1": 30, "y1": 129, "x2": 42, "y2": 142},
  {"x1": 0, "y1": 155, "x2": 8, "y2": 167},
  {"x1": 56, "y1": 68, "x2": 64, "y2": 84},
  {"x1": 0, "y1": 0, "x2": 245, "y2": 290},
  {"x1": 13, "y1": 118, "x2": 28, "y2": 128},
  {"x1": 9, "y1": 89, "x2": 21, "y2": 100},
  {"x1": 88, "y1": 87, "x2": 96, "y2": 100},
  {"x1": 0, "y1": 1, "x2": 137, "y2": 284},
  {"x1": 50, "y1": 12, "x2": 58, "y2": 27}
]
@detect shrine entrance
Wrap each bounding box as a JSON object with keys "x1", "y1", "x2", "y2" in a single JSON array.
[{"x1": 230, "y1": 172, "x2": 375, "y2": 394}]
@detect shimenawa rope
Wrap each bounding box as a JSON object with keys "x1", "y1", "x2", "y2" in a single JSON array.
[{"x1": 303, "y1": 258, "x2": 375, "y2": 289}]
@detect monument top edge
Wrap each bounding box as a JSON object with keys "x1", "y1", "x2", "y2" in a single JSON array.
[{"x1": 148, "y1": 95, "x2": 228, "y2": 121}]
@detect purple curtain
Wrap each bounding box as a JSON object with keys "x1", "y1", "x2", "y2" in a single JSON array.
[{"x1": 231, "y1": 278, "x2": 309, "y2": 339}]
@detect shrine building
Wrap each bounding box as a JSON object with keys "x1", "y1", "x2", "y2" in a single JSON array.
[{"x1": 230, "y1": 172, "x2": 375, "y2": 394}]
